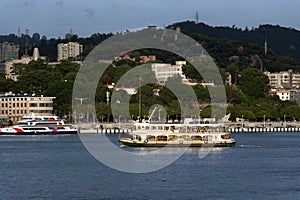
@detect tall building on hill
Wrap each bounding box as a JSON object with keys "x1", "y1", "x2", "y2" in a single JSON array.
[
  {"x1": 0, "y1": 42, "x2": 19, "y2": 62},
  {"x1": 57, "y1": 42, "x2": 83, "y2": 61},
  {"x1": 151, "y1": 61, "x2": 189, "y2": 85}
]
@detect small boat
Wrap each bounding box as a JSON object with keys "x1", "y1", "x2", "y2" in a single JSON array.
[
  {"x1": 0, "y1": 124, "x2": 77, "y2": 135},
  {"x1": 119, "y1": 121, "x2": 236, "y2": 147}
]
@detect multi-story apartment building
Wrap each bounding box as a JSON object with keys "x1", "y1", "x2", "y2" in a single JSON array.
[
  {"x1": 265, "y1": 70, "x2": 300, "y2": 89},
  {"x1": 0, "y1": 42, "x2": 19, "y2": 62},
  {"x1": 151, "y1": 61, "x2": 188, "y2": 85},
  {"x1": 0, "y1": 92, "x2": 55, "y2": 122},
  {"x1": 57, "y1": 42, "x2": 83, "y2": 61}
]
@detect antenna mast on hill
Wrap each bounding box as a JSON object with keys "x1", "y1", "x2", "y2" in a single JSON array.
[
  {"x1": 25, "y1": 29, "x2": 30, "y2": 56},
  {"x1": 264, "y1": 38, "x2": 268, "y2": 55},
  {"x1": 18, "y1": 26, "x2": 21, "y2": 38},
  {"x1": 195, "y1": 11, "x2": 199, "y2": 24}
]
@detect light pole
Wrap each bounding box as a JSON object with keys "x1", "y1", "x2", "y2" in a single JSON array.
[
  {"x1": 118, "y1": 115, "x2": 121, "y2": 129},
  {"x1": 75, "y1": 98, "x2": 87, "y2": 105},
  {"x1": 263, "y1": 114, "x2": 266, "y2": 128},
  {"x1": 241, "y1": 115, "x2": 244, "y2": 128},
  {"x1": 159, "y1": 109, "x2": 162, "y2": 122},
  {"x1": 199, "y1": 110, "x2": 202, "y2": 123}
]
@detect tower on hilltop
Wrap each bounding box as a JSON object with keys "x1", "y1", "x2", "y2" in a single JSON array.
[{"x1": 195, "y1": 11, "x2": 199, "y2": 24}]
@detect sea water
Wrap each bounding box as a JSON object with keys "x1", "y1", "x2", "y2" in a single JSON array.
[{"x1": 1, "y1": 133, "x2": 300, "y2": 200}]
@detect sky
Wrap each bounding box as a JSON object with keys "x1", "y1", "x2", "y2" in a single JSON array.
[{"x1": 1, "y1": 0, "x2": 300, "y2": 38}]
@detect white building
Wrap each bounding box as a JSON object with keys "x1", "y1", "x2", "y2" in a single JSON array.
[
  {"x1": 265, "y1": 70, "x2": 300, "y2": 89},
  {"x1": 151, "y1": 61, "x2": 189, "y2": 85},
  {"x1": 4, "y1": 47, "x2": 46, "y2": 81},
  {"x1": 0, "y1": 92, "x2": 55, "y2": 122},
  {"x1": 275, "y1": 90, "x2": 291, "y2": 101},
  {"x1": 57, "y1": 42, "x2": 83, "y2": 61},
  {"x1": 4, "y1": 56, "x2": 32, "y2": 81}
]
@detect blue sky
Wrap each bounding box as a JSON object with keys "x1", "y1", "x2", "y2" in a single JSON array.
[{"x1": 1, "y1": 0, "x2": 300, "y2": 38}]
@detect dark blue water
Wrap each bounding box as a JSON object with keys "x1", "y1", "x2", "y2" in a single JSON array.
[{"x1": 1, "y1": 133, "x2": 300, "y2": 200}]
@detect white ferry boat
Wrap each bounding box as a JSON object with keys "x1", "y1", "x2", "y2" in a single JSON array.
[
  {"x1": 119, "y1": 121, "x2": 236, "y2": 147},
  {"x1": 0, "y1": 125, "x2": 77, "y2": 135}
]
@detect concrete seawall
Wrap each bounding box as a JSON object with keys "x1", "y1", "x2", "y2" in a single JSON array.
[{"x1": 228, "y1": 127, "x2": 300, "y2": 133}]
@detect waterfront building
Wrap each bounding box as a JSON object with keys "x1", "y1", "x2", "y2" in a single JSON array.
[
  {"x1": 57, "y1": 42, "x2": 83, "y2": 61},
  {"x1": 0, "y1": 42, "x2": 19, "y2": 62},
  {"x1": 0, "y1": 92, "x2": 55, "y2": 122}
]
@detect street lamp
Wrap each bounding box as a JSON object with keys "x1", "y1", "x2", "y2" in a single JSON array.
[
  {"x1": 75, "y1": 98, "x2": 87, "y2": 105},
  {"x1": 199, "y1": 110, "x2": 202, "y2": 123},
  {"x1": 159, "y1": 109, "x2": 162, "y2": 122},
  {"x1": 263, "y1": 114, "x2": 266, "y2": 128},
  {"x1": 241, "y1": 115, "x2": 244, "y2": 128},
  {"x1": 118, "y1": 115, "x2": 122, "y2": 129}
]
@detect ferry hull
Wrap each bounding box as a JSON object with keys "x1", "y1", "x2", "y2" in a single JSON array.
[
  {"x1": 119, "y1": 140, "x2": 236, "y2": 148},
  {"x1": 0, "y1": 131, "x2": 77, "y2": 135}
]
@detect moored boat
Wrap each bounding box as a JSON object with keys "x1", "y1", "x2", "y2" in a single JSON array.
[
  {"x1": 119, "y1": 122, "x2": 236, "y2": 147},
  {"x1": 0, "y1": 124, "x2": 77, "y2": 135}
]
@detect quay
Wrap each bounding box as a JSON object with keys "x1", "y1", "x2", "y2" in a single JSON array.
[
  {"x1": 226, "y1": 121, "x2": 300, "y2": 133},
  {"x1": 75, "y1": 121, "x2": 300, "y2": 134}
]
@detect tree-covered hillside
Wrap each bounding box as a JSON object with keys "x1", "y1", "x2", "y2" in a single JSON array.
[{"x1": 169, "y1": 21, "x2": 300, "y2": 64}]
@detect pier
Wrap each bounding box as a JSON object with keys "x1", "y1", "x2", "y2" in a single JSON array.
[
  {"x1": 75, "y1": 121, "x2": 300, "y2": 134},
  {"x1": 226, "y1": 121, "x2": 300, "y2": 133}
]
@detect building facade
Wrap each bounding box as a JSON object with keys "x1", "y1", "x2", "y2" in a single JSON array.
[
  {"x1": 57, "y1": 42, "x2": 83, "y2": 61},
  {"x1": 265, "y1": 70, "x2": 300, "y2": 89},
  {"x1": 0, "y1": 42, "x2": 19, "y2": 62},
  {"x1": 0, "y1": 92, "x2": 55, "y2": 122},
  {"x1": 151, "y1": 61, "x2": 188, "y2": 85}
]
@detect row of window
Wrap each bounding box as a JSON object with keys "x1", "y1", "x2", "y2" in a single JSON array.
[
  {"x1": 1, "y1": 103, "x2": 53, "y2": 108},
  {"x1": 2, "y1": 103, "x2": 27, "y2": 107},
  {"x1": 1, "y1": 110, "x2": 27, "y2": 115},
  {"x1": 29, "y1": 103, "x2": 53, "y2": 107},
  {"x1": 1, "y1": 98, "x2": 28, "y2": 101}
]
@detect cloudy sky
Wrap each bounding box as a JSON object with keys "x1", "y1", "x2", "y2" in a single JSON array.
[{"x1": 1, "y1": 0, "x2": 299, "y2": 38}]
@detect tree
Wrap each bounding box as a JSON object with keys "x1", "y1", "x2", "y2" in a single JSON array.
[{"x1": 238, "y1": 68, "x2": 269, "y2": 98}]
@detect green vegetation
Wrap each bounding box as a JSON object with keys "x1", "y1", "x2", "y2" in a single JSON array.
[
  {"x1": 1, "y1": 59, "x2": 298, "y2": 122},
  {"x1": 2, "y1": 22, "x2": 300, "y2": 122}
]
